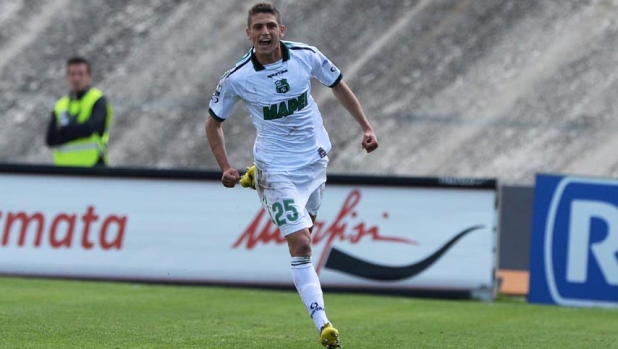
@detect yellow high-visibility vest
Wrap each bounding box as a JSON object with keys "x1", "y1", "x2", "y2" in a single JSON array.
[{"x1": 52, "y1": 88, "x2": 113, "y2": 166}]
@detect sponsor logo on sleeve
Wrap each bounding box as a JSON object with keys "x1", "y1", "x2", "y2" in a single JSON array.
[{"x1": 211, "y1": 84, "x2": 222, "y2": 103}]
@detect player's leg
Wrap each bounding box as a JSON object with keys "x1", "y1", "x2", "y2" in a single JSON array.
[
  {"x1": 256, "y1": 160, "x2": 339, "y2": 347},
  {"x1": 290, "y1": 160, "x2": 340, "y2": 348},
  {"x1": 286, "y1": 229, "x2": 326, "y2": 328},
  {"x1": 286, "y1": 229, "x2": 340, "y2": 348},
  {"x1": 304, "y1": 185, "x2": 341, "y2": 348},
  {"x1": 255, "y1": 168, "x2": 326, "y2": 328},
  {"x1": 283, "y1": 205, "x2": 331, "y2": 333}
]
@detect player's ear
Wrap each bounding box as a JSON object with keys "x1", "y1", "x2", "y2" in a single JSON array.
[
  {"x1": 246, "y1": 27, "x2": 250, "y2": 39},
  {"x1": 280, "y1": 25, "x2": 285, "y2": 38}
]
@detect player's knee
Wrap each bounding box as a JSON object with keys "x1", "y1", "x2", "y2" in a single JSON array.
[
  {"x1": 287, "y1": 231, "x2": 312, "y2": 256},
  {"x1": 294, "y1": 239, "x2": 312, "y2": 256}
]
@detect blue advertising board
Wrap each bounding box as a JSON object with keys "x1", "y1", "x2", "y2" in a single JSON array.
[{"x1": 528, "y1": 174, "x2": 618, "y2": 307}]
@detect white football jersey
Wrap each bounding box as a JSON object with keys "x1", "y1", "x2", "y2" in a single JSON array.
[{"x1": 209, "y1": 41, "x2": 343, "y2": 172}]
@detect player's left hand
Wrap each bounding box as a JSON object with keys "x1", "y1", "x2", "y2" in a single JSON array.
[{"x1": 362, "y1": 131, "x2": 378, "y2": 153}]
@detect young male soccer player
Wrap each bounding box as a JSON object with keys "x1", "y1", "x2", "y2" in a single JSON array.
[{"x1": 205, "y1": 2, "x2": 378, "y2": 347}]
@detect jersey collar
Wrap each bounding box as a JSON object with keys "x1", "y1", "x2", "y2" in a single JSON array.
[{"x1": 250, "y1": 42, "x2": 290, "y2": 71}]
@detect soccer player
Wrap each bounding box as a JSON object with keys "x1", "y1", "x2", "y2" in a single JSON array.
[{"x1": 205, "y1": 2, "x2": 378, "y2": 347}]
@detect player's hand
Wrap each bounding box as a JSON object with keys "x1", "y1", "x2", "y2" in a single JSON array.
[
  {"x1": 221, "y1": 168, "x2": 240, "y2": 188},
  {"x1": 362, "y1": 131, "x2": 378, "y2": 153}
]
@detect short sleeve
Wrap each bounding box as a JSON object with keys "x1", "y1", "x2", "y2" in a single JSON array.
[
  {"x1": 208, "y1": 72, "x2": 240, "y2": 122},
  {"x1": 310, "y1": 48, "x2": 343, "y2": 88}
]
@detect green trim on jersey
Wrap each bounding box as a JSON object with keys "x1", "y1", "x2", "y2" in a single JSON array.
[
  {"x1": 208, "y1": 108, "x2": 225, "y2": 122},
  {"x1": 238, "y1": 49, "x2": 251, "y2": 63},
  {"x1": 329, "y1": 73, "x2": 344, "y2": 88},
  {"x1": 251, "y1": 42, "x2": 291, "y2": 71}
]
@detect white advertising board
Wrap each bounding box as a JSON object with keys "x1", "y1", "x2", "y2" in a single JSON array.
[{"x1": 0, "y1": 171, "x2": 496, "y2": 297}]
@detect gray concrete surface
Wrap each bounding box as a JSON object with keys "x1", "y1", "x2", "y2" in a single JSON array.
[{"x1": 1, "y1": 0, "x2": 617, "y2": 184}]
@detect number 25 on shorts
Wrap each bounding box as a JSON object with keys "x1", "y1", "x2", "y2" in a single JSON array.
[{"x1": 271, "y1": 199, "x2": 299, "y2": 226}]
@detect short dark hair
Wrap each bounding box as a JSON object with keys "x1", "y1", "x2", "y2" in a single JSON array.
[
  {"x1": 66, "y1": 56, "x2": 91, "y2": 74},
  {"x1": 247, "y1": 2, "x2": 281, "y2": 27}
]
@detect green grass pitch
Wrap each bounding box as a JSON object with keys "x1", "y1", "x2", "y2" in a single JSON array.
[{"x1": 1, "y1": 277, "x2": 617, "y2": 348}]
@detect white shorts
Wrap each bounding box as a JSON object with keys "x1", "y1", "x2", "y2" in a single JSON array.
[{"x1": 255, "y1": 158, "x2": 328, "y2": 236}]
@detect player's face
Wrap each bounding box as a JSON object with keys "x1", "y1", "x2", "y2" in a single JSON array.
[
  {"x1": 66, "y1": 63, "x2": 91, "y2": 93},
  {"x1": 246, "y1": 13, "x2": 285, "y2": 60}
]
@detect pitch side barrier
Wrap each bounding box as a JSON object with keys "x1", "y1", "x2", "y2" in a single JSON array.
[
  {"x1": 0, "y1": 164, "x2": 497, "y2": 300},
  {"x1": 528, "y1": 174, "x2": 618, "y2": 308}
]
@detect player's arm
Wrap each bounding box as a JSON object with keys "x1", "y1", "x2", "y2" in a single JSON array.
[
  {"x1": 207, "y1": 71, "x2": 242, "y2": 188},
  {"x1": 205, "y1": 116, "x2": 239, "y2": 188},
  {"x1": 331, "y1": 81, "x2": 379, "y2": 153}
]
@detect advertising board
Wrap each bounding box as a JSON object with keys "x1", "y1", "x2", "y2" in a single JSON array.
[
  {"x1": 0, "y1": 166, "x2": 497, "y2": 298},
  {"x1": 529, "y1": 174, "x2": 618, "y2": 307}
]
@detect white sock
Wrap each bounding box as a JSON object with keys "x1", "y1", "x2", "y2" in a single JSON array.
[{"x1": 291, "y1": 256, "x2": 330, "y2": 333}]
